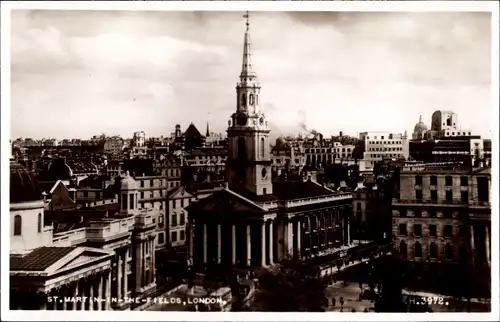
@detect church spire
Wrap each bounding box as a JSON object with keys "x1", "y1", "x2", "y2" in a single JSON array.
[
  {"x1": 419, "y1": 114, "x2": 423, "y2": 123},
  {"x1": 206, "y1": 122, "x2": 210, "y2": 137},
  {"x1": 240, "y1": 11, "x2": 256, "y2": 80}
]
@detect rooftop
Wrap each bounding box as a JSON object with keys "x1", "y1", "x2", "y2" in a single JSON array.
[{"x1": 10, "y1": 246, "x2": 75, "y2": 271}]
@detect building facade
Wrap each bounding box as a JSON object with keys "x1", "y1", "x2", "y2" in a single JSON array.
[
  {"x1": 9, "y1": 161, "x2": 157, "y2": 311},
  {"x1": 391, "y1": 162, "x2": 491, "y2": 294},
  {"x1": 187, "y1": 15, "x2": 354, "y2": 275},
  {"x1": 359, "y1": 131, "x2": 409, "y2": 171}
]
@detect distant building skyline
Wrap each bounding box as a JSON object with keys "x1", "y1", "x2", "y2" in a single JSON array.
[{"x1": 10, "y1": 11, "x2": 493, "y2": 140}]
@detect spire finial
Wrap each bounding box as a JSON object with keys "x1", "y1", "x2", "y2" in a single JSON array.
[
  {"x1": 244, "y1": 11, "x2": 250, "y2": 31},
  {"x1": 419, "y1": 114, "x2": 423, "y2": 123}
]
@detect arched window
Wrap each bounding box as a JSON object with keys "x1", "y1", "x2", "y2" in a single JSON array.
[
  {"x1": 414, "y1": 242, "x2": 422, "y2": 258},
  {"x1": 260, "y1": 137, "x2": 265, "y2": 158},
  {"x1": 180, "y1": 212, "x2": 186, "y2": 226},
  {"x1": 37, "y1": 213, "x2": 42, "y2": 233},
  {"x1": 249, "y1": 94, "x2": 254, "y2": 106},
  {"x1": 14, "y1": 215, "x2": 22, "y2": 236},
  {"x1": 445, "y1": 243, "x2": 453, "y2": 259},
  {"x1": 399, "y1": 240, "x2": 407, "y2": 259},
  {"x1": 240, "y1": 94, "x2": 246, "y2": 107},
  {"x1": 429, "y1": 242, "x2": 438, "y2": 259}
]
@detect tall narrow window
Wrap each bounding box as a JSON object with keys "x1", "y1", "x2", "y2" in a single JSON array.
[
  {"x1": 240, "y1": 94, "x2": 246, "y2": 107},
  {"x1": 249, "y1": 94, "x2": 254, "y2": 105},
  {"x1": 238, "y1": 137, "x2": 246, "y2": 160},
  {"x1": 129, "y1": 194, "x2": 134, "y2": 210},
  {"x1": 122, "y1": 194, "x2": 128, "y2": 211},
  {"x1": 429, "y1": 243, "x2": 438, "y2": 259},
  {"x1": 399, "y1": 241, "x2": 407, "y2": 259},
  {"x1": 14, "y1": 215, "x2": 22, "y2": 236},
  {"x1": 414, "y1": 242, "x2": 422, "y2": 258},
  {"x1": 260, "y1": 137, "x2": 265, "y2": 158},
  {"x1": 37, "y1": 213, "x2": 42, "y2": 233}
]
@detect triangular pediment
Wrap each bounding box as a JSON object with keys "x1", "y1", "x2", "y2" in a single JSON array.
[
  {"x1": 168, "y1": 186, "x2": 193, "y2": 200},
  {"x1": 48, "y1": 247, "x2": 114, "y2": 274},
  {"x1": 187, "y1": 189, "x2": 266, "y2": 215}
]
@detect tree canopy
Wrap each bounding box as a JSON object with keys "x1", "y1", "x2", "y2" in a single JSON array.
[{"x1": 250, "y1": 258, "x2": 328, "y2": 312}]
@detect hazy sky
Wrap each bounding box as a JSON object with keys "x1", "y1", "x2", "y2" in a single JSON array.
[{"x1": 11, "y1": 10, "x2": 492, "y2": 140}]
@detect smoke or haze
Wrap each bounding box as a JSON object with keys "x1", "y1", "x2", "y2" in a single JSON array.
[{"x1": 10, "y1": 10, "x2": 492, "y2": 139}]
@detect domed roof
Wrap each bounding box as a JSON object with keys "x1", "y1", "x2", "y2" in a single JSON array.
[
  {"x1": 10, "y1": 161, "x2": 43, "y2": 203},
  {"x1": 120, "y1": 171, "x2": 137, "y2": 190},
  {"x1": 413, "y1": 115, "x2": 428, "y2": 132}
]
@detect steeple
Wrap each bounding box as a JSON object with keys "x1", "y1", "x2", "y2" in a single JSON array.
[
  {"x1": 206, "y1": 122, "x2": 210, "y2": 137},
  {"x1": 419, "y1": 114, "x2": 423, "y2": 123},
  {"x1": 240, "y1": 11, "x2": 256, "y2": 81}
]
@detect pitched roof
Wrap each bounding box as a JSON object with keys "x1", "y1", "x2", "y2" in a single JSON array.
[
  {"x1": 184, "y1": 123, "x2": 204, "y2": 139},
  {"x1": 186, "y1": 188, "x2": 266, "y2": 214},
  {"x1": 272, "y1": 180, "x2": 334, "y2": 200},
  {"x1": 10, "y1": 247, "x2": 75, "y2": 271}
]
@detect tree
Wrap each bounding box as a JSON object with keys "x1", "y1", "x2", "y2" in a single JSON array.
[{"x1": 250, "y1": 258, "x2": 328, "y2": 311}]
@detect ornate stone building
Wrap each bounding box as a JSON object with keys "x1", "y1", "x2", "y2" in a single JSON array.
[
  {"x1": 9, "y1": 156, "x2": 157, "y2": 310},
  {"x1": 187, "y1": 14, "x2": 354, "y2": 274},
  {"x1": 391, "y1": 162, "x2": 491, "y2": 294}
]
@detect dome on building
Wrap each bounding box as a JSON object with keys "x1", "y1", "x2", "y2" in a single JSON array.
[
  {"x1": 10, "y1": 161, "x2": 43, "y2": 203},
  {"x1": 120, "y1": 171, "x2": 137, "y2": 190},
  {"x1": 413, "y1": 115, "x2": 428, "y2": 133}
]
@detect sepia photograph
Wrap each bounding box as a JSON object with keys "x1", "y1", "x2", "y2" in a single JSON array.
[{"x1": 1, "y1": 1, "x2": 498, "y2": 321}]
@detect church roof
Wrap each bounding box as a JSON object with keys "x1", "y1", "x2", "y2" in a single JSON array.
[
  {"x1": 272, "y1": 181, "x2": 334, "y2": 200},
  {"x1": 10, "y1": 246, "x2": 75, "y2": 271}
]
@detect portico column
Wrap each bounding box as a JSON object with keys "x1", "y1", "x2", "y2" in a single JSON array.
[
  {"x1": 231, "y1": 224, "x2": 236, "y2": 265},
  {"x1": 117, "y1": 250, "x2": 122, "y2": 300},
  {"x1": 347, "y1": 215, "x2": 351, "y2": 245},
  {"x1": 97, "y1": 274, "x2": 103, "y2": 310},
  {"x1": 189, "y1": 220, "x2": 194, "y2": 261},
  {"x1": 287, "y1": 220, "x2": 293, "y2": 255},
  {"x1": 217, "y1": 224, "x2": 222, "y2": 264},
  {"x1": 151, "y1": 237, "x2": 156, "y2": 284},
  {"x1": 297, "y1": 220, "x2": 302, "y2": 258},
  {"x1": 122, "y1": 249, "x2": 128, "y2": 297},
  {"x1": 269, "y1": 221, "x2": 274, "y2": 265},
  {"x1": 246, "y1": 224, "x2": 252, "y2": 266},
  {"x1": 73, "y1": 281, "x2": 78, "y2": 310},
  {"x1": 203, "y1": 224, "x2": 208, "y2": 264},
  {"x1": 79, "y1": 281, "x2": 86, "y2": 311},
  {"x1": 65, "y1": 285, "x2": 71, "y2": 310},
  {"x1": 106, "y1": 270, "x2": 112, "y2": 310},
  {"x1": 89, "y1": 278, "x2": 94, "y2": 311},
  {"x1": 142, "y1": 241, "x2": 147, "y2": 287},
  {"x1": 485, "y1": 225, "x2": 490, "y2": 265},
  {"x1": 261, "y1": 221, "x2": 266, "y2": 267}
]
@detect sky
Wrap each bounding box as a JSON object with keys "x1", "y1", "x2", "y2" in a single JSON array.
[{"x1": 10, "y1": 10, "x2": 493, "y2": 141}]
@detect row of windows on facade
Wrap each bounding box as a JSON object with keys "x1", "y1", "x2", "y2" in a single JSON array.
[
  {"x1": 190, "y1": 155, "x2": 226, "y2": 161},
  {"x1": 415, "y1": 175, "x2": 470, "y2": 186},
  {"x1": 368, "y1": 153, "x2": 403, "y2": 159},
  {"x1": 307, "y1": 153, "x2": 353, "y2": 159},
  {"x1": 139, "y1": 177, "x2": 179, "y2": 188},
  {"x1": 367, "y1": 140, "x2": 403, "y2": 145},
  {"x1": 366, "y1": 134, "x2": 399, "y2": 140},
  {"x1": 305, "y1": 148, "x2": 353, "y2": 153},
  {"x1": 398, "y1": 208, "x2": 462, "y2": 218},
  {"x1": 13, "y1": 214, "x2": 42, "y2": 236},
  {"x1": 413, "y1": 176, "x2": 489, "y2": 202},
  {"x1": 398, "y1": 222, "x2": 467, "y2": 238},
  {"x1": 445, "y1": 131, "x2": 472, "y2": 136},
  {"x1": 368, "y1": 147, "x2": 403, "y2": 152},
  {"x1": 169, "y1": 212, "x2": 186, "y2": 227},
  {"x1": 414, "y1": 189, "x2": 471, "y2": 203},
  {"x1": 399, "y1": 240, "x2": 458, "y2": 260}
]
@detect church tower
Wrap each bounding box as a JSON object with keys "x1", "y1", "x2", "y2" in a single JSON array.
[{"x1": 227, "y1": 12, "x2": 272, "y2": 196}]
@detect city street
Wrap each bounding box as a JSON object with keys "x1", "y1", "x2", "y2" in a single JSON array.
[{"x1": 325, "y1": 281, "x2": 374, "y2": 312}]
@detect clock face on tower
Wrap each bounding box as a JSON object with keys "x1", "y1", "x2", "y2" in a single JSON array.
[{"x1": 237, "y1": 114, "x2": 248, "y2": 126}]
